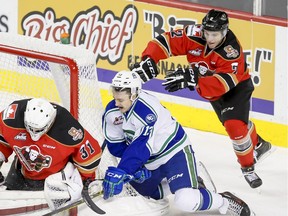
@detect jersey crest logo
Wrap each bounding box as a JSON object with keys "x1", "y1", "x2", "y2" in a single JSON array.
[
  {"x1": 113, "y1": 116, "x2": 124, "y2": 125},
  {"x1": 192, "y1": 62, "x2": 213, "y2": 76},
  {"x1": 189, "y1": 48, "x2": 202, "y2": 56},
  {"x1": 68, "y1": 127, "x2": 83, "y2": 141},
  {"x1": 14, "y1": 145, "x2": 52, "y2": 172},
  {"x1": 14, "y1": 132, "x2": 27, "y2": 141},
  {"x1": 224, "y1": 45, "x2": 239, "y2": 58},
  {"x1": 3, "y1": 104, "x2": 18, "y2": 120},
  {"x1": 145, "y1": 114, "x2": 156, "y2": 124}
]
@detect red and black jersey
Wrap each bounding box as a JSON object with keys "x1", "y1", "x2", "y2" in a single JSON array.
[
  {"x1": 142, "y1": 24, "x2": 250, "y2": 101},
  {"x1": 0, "y1": 99, "x2": 102, "y2": 180}
]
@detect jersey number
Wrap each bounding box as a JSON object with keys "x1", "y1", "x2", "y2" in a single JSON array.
[
  {"x1": 80, "y1": 140, "x2": 95, "y2": 159},
  {"x1": 171, "y1": 29, "x2": 183, "y2": 38},
  {"x1": 142, "y1": 125, "x2": 153, "y2": 136}
]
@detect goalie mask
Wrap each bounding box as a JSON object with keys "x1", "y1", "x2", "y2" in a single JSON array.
[
  {"x1": 111, "y1": 70, "x2": 142, "y2": 98},
  {"x1": 24, "y1": 98, "x2": 57, "y2": 141}
]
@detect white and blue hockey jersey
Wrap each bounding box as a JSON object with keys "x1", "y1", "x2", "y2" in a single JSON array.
[{"x1": 102, "y1": 91, "x2": 192, "y2": 175}]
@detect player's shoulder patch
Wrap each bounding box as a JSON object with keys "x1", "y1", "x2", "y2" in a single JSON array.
[
  {"x1": 186, "y1": 24, "x2": 203, "y2": 37},
  {"x1": 145, "y1": 113, "x2": 157, "y2": 124},
  {"x1": 223, "y1": 45, "x2": 239, "y2": 58},
  {"x1": 2, "y1": 103, "x2": 19, "y2": 120},
  {"x1": 68, "y1": 127, "x2": 84, "y2": 141},
  {"x1": 216, "y1": 30, "x2": 241, "y2": 59},
  {"x1": 2, "y1": 99, "x2": 28, "y2": 128},
  {"x1": 48, "y1": 107, "x2": 85, "y2": 146}
]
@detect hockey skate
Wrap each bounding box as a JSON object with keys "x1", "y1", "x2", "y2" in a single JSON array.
[
  {"x1": 220, "y1": 191, "x2": 254, "y2": 216},
  {"x1": 241, "y1": 165, "x2": 262, "y2": 188},
  {"x1": 197, "y1": 176, "x2": 206, "y2": 189},
  {"x1": 253, "y1": 135, "x2": 273, "y2": 164}
]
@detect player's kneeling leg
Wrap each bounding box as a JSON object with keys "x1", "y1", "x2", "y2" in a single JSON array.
[
  {"x1": 44, "y1": 162, "x2": 83, "y2": 210},
  {"x1": 174, "y1": 188, "x2": 201, "y2": 212}
]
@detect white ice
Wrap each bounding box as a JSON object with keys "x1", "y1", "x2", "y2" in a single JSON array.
[
  {"x1": 0, "y1": 127, "x2": 287, "y2": 216},
  {"x1": 168, "y1": 128, "x2": 288, "y2": 216}
]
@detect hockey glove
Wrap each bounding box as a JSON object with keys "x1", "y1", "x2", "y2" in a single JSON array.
[
  {"x1": 131, "y1": 57, "x2": 159, "y2": 83},
  {"x1": 133, "y1": 167, "x2": 152, "y2": 184},
  {"x1": 162, "y1": 66, "x2": 199, "y2": 92},
  {"x1": 103, "y1": 166, "x2": 133, "y2": 200}
]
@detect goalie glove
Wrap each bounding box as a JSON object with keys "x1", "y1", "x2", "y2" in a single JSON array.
[
  {"x1": 131, "y1": 57, "x2": 159, "y2": 83},
  {"x1": 44, "y1": 162, "x2": 83, "y2": 210},
  {"x1": 162, "y1": 66, "x2": 199, "y2": 92},
  {"x1": 133, "y1": 167, "x2": 152, "y2": 184},
  {"x1": 103, "y1": 166, "x2": 133, "y2": 200}
]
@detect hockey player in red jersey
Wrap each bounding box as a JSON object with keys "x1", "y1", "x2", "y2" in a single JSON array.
[
  {"x1": 132, "y1": 9, "x2": 272, "y2": 189},
  {"x1": 0, "y1": 98, "x2": 102, "y2": 209}
]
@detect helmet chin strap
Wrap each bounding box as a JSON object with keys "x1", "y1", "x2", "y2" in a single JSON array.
[
  {"x1": 130, "y1": 93, "x2": 139, "y2": 103},
  {"x1": 222, "y1": 28, "x2": 228, "y2": 37}
]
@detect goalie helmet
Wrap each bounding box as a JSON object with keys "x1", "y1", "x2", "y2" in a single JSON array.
[
  {"x1": 202, "y1": 9, "x2": 229, "y2": 32},
  {"x1": 24, "y1": 98, "x2": 57, "y2": 141},
  {"x1": 111, "y1": 70, "x2": 142, "y2": 95}
]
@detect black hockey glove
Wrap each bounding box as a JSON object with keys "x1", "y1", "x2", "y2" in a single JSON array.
[
  {"x1": 162, "y1": 66, "x2": 199, "y2": 92},
  {"x1": 131, "y1": 57, "x2": 159, "y2": 83}
]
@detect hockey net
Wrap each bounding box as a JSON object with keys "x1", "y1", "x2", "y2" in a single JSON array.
[{"x1": 0, "y1": 32, "x2": 169, "y2": 215}]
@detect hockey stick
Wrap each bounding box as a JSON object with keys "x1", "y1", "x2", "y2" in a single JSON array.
[
  {"x1": 42, "y1": 190, "x2": 103, "y2": 216},
  {"x1": 81, "y1": 180, "x2": 106, "y2": 215},
  {"x1": 80, "y1": 141, "x2": 108, "y2": 214}
]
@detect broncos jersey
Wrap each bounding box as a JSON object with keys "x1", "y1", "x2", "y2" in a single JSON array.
[
  {"x1": 0, "y1": 99, "x2": 102, "y2": 180},
  {"x1": 142, "y1": 24, "x2": 250, "y2": 101},
  {"x1": 102, "y1": 91, "x2": 192, "y2": 174}
]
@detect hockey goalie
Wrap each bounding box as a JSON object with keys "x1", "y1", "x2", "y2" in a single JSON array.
[{"x1": 0, "y1": 98, "x2": 102, "y2": 213}]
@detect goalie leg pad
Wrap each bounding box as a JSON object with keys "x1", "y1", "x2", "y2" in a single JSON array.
[{"x1": 44, "y1": 162, "x2": 83, "y2": 210}]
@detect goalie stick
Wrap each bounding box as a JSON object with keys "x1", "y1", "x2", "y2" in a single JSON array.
[
  {"x1": 42, "y1": 189, "x2": 103, "y2": 216},
  {"x1": 81, "y1": 180, "x2": 106, "y2": 215}
]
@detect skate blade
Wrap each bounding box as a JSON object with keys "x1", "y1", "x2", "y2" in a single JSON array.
[
  {"x1": 197, "y1": 161, "x2": 217, "y2": 193},
  {"x1": 255, "y1": 185, "x2": 262, "y2": 194},
  {"x1": 255, "y1": 145, "x2": 277, "y2": 165}
]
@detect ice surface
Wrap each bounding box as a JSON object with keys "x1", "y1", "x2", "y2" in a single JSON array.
[{"x1": 0, "y1": 128, "x2": 287, "y2": 216}]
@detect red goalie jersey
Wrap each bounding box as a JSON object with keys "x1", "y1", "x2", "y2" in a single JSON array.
[
  {"x1": 0, "y1": 99, "x2": 102, "y2": 181},
  {"x1": 142, "y1": 24, "x2": 250, "y2": 101}
]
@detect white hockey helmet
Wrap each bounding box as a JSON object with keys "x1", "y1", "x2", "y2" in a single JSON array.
[
  {"x1": 111, "y1": 70, "x2": 142, "y2": 95},
  {"x1": 24, "y1": 98, "x2": 57, "y2": 141}
]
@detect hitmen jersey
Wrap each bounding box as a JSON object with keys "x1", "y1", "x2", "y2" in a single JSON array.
[
  {"x1": 102, "y1": 91, "x2": 191, "y2": 175},
  {"x1": 0, "y1": 99, "x2": 101, "y2": 180},
  {"x1": 142, "y1": 24, "x2": 250, "y2": 101}
]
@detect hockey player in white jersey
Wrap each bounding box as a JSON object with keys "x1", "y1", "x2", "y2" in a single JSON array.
[{"x1": 102, "y1": 70, "x2": 254, "y2": 216}]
